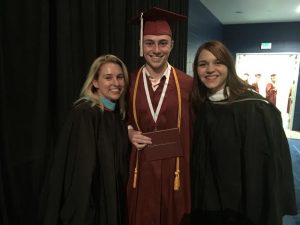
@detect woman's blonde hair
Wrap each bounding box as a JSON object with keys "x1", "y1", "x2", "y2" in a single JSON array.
[{"x1": 78, "y1": 54, "x2": 129, "y2": 119}]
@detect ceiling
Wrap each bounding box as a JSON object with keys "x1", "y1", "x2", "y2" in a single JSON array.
[{"x1": 199, "y1": 0, "x2": 300, "y2": 24}]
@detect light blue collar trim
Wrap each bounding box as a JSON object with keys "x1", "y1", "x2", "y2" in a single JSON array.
[{"x1": 100, "y1": 96, "x2": 116, "y2": 111}]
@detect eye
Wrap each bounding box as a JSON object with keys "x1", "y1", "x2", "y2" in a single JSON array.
[
  {"x1": 159, "y1": 40, "x2": 169, "y2": 46},
  {"x1": 197, "y1": 62, "x2": 207, "y2": 67},
  {"x1": 144, "y1": 41, "x2": 154, "y2": 47},
  {"x1": 117, "y1": 74, "x2": 124, "y2": 80},
  {"x1": 103, "y1": 75, "x2": 112, "y2": 80}
]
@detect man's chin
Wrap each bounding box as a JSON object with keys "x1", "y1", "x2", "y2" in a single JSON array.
[{"x1": 148, "y1": 60, "x2": 167, "y2": 69}]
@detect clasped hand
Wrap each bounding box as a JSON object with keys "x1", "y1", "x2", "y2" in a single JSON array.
[{"x1": 128, "y1": 129, "x2": 152, "y2": 150}]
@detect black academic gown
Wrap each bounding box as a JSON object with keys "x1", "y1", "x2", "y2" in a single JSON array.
[
  {"x1": 191, "y1": 92, "x2": 297, "y2": 225},
  {"x1": 39, "y1": 101, "x2": 129, "y2": 225}
]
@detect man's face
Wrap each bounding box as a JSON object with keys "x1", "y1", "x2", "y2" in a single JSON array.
[
  {"x1": 142, "y1": 35, "x2": 173, "y2": 73},
  {"x1": 271, "y1": 75, "x2": 277, "y2": 83},
  {"x1": 255, "y1": 74, "x2": 261, "y2": 82}
]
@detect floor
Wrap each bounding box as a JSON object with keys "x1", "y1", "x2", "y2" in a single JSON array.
[
  {"x1": 285, "y1": 129, "x2": 300, "y2": 140},
  {"x1": 283, "y1": 131, "x2": 300, "y2": 225}
]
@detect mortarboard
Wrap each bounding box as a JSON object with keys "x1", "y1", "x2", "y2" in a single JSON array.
[{"x1": 131, "y1": 7, "x2": 187, "y2": 56}]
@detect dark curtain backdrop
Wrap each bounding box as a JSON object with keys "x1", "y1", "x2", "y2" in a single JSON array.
[{"x1": 0, "y1": 0, "x2": 188, "y2": 225}]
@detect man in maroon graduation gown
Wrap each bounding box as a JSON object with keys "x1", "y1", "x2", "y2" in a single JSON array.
[
  {"x1": 266, "y1": 73, "x2": 277, "y2": 105},
  {"x1": 127, "y1": 7, "x2": 193, "y2": 225}
]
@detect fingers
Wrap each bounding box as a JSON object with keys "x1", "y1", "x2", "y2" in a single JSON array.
[
  {"x1": 132, "y1": 133, "x2": 152, "y2": 144},
  {"x1": 134, "y1": 143, "x2": 148, "y2": 150},
  {"x1": 128, "y1": 129, "x2": 152, "y2": 150}
]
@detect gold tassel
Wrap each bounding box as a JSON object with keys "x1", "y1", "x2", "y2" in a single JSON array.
[
  {"x1": 133, "y1": 150, "x2": 139, "y2": 188},
  {"x1": 133, "y1": 167, "x2": 138, "y2": 188},
  {"x1": 174, "y1": 157, "x2": 180, "y2": 191}
]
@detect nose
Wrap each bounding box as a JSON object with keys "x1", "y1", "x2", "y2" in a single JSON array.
[
  {"x1": 153, "y1": 43, "x2": 160, "y2": 53},
  {"x1": 112, "y1": 77, "x2": 120, "y2": 85},
  {"x1": 206, "y1": 63, "x2": 215, "y2": 73}
]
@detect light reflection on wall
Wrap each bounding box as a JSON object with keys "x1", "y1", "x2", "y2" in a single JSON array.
[{"x1": 236, "y1": 53, "x2": 300, "y2": 130}]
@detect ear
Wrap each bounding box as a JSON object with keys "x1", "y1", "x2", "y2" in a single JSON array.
[
  {"x1": 170, "y1": 40, "x2": 174, "y2": 50},
  {"x1": 92, "y1": 79, "x2": 99, "y2": 89}
]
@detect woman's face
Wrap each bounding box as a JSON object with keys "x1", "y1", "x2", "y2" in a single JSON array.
[
  {"x1": 196, "y1": 49, "x2": 228, "y2": 93},
  {"x1": 92, "y1": 62, "x2": 125, "y2": 101}
]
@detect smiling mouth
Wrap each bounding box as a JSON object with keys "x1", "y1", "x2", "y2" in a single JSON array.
[
  {"x1": 205, "y1": 75, "x2": 218, "y2": 79},
  {"x1": 151, "y1": 55, "x2": 162, "y2": 60},
  {"x1": 110, "y1": 87, "x2": 121, "y2": 92}
]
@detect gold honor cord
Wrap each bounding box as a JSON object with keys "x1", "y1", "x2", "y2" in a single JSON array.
[
  {"x1": 173, "y1": 67, "x2": 181, "y2": 191},
  {"x1": 132, "y1": 66, "x2": 143, "y2": 188},
  {"x1": 132, "y1": 66, "x2": 182, "y2": 191}
]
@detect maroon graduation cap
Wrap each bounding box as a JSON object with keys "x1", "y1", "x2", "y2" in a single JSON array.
[{"x1": 131, "y1": 7, "x2": 187, "y2": 56}]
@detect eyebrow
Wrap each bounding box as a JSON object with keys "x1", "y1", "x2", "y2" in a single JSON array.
[
  {"x1": 198, "y1": 58, "x2": 219, "y2": 62},
  {"x1": 143, "y1": 38, "x2": 169, "y2": 42}
]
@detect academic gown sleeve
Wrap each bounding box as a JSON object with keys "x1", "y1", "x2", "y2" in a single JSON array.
[
  {"x1": 39, "y1": 103, "x2": 99, "y2": 225},
  {"x1": 241, "y1": 101, "x2": 297, "y2": 225}
]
